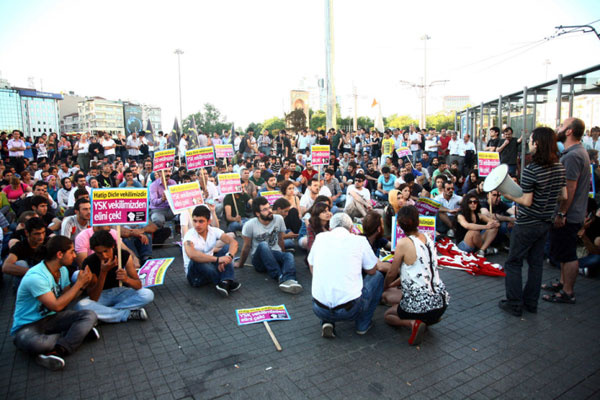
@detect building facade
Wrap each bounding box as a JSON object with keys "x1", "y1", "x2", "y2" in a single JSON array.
[
  {"x1": 0, "y1": 88, "x2": 23, "y2": 133},
  {"x1": 61, "y1": 112, "x2": 80, "y2": 133},
  {"x1": 0, "y1": 87, "x2": 63, "y2": 137},
  {"x1": 78, "y1": 97, "x2": 124, "y2": 135},
  {"x1": 142, "y1": 105, "x2": 162, "y2": 132}
]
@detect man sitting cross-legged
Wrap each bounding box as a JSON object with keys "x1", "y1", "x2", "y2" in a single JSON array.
[
  {"x1": 183, "y1": 205, "x2": 241, "y2": 296},
  {"x1": 11, "y1": 235, "x2": 97, "y2": 371},
  {"x1": 235, "y1": 196, "x2": 302, "y2": 294},
  {"x1": 75, "y1": 230, "x2": 154, "y2": 322}
]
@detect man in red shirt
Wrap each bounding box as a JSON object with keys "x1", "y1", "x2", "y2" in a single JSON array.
[
  {"x1": 301, "y1": 161, "x2": 318, "y2": 185},
  {"x1": 438, "y1": 129, "x2": 451, "y2": 156}
]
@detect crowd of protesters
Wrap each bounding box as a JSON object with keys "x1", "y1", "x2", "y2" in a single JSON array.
[{"x1": 1, "y1": 118, "x2": 598, "y2": 369}]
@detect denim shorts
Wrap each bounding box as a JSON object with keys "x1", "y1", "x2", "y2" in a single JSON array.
[{"x1": 458, "y1": 240, "x2": 475, "y2": 253}]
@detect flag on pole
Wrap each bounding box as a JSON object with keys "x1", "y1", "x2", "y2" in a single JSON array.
[
  {"x1": 374, "y1": 100, "x2": 384, "y2": 132},
  {"x1": 188, "y1": 116, "x2": 199, "y2": 149},
  {"x1": 169, "y1": 117, "x2": 180, "y2": 148}
]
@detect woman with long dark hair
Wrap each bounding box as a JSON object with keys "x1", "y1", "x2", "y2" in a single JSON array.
[
  {"x1": 306, "y1": 202, "x2": 332, "y2": 252},
  {"x1": 455, "y1": 194, "x2": 499, "y2": 256},
  {"x1": 498, "y1": 127, "x2": 567, "y2": 315},
  {"x1": 280, "y1": 180, "x2": 302, "y2": 234}
]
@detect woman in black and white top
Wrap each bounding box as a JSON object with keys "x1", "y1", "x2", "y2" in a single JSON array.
[{"x1": 384, "y1": 205, "x2": 449, "y2": 346}]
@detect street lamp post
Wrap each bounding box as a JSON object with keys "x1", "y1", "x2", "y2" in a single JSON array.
[
  {"x1": 420, "y1": 34, "x2": 431, "y2": 129},
  {"x1": 174, "y1": 49, "x2": 184, "y2": 127}
]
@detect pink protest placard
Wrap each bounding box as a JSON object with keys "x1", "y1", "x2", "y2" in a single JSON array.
[
  {"x1": 218, "y1": 173, "x2": 242, "y2": 194},
  {"x1": 478, "y1": 152, "x2": 500, "y2": 177},
  {"x1": 138, "y1": 258, "x2": 174, "y2": 287},
  {"x1": 260, "y1": 190, "x2": 283, "y2": 205},
  {"x1": 186, "y1": 147, "x2": 215, "y2": 170},
  {"x1": 215, "y1": 144, "x2": 235, "y2": 158},
  {"x1": 396, "y1": 147, "x2": 412, "y2": 158},
  {"x1": 153, "y1": 149, "x2": 176, "y2": 172},
  {"x1": 167, "y1": 182, "x2": 204, "y2": 214},
  {"x1": 236, "y1": 305, "x2": 291, "y2": 325},
  {"x1": 415, "y1": 197, "x2": 441, "y2": 216},
  {"x1": 391, "y1": 215, "x2": 436, "y2": 248},
  {"x1": 91, "y1": 188, "x2": 149, "y2": 226},
  {"x1": 311, "y1": 145, "x2": 330, "y2": 166}
]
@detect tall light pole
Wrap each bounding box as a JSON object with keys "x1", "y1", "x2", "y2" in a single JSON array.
[
  {"x1": 324, "y1": 0, "x2": 337, "y2": 130},
  {"x1": 420, "y1": 34, "x2": 431, "y2": 129},
  {"x1": 174, "y1": 49, "x2": 184, "y2": 126}
]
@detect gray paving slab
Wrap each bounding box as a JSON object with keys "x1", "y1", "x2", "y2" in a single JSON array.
[{"x1": 1, "y1": 239, "x2": 599, "y2": 399}]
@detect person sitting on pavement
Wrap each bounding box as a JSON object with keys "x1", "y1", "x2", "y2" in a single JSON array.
[
  {"x1": 305, "y1": 201, "x2": 332, "y2": 253},
  {"x1": 375, "y1": 166, "x2": 396, "y2": 201},
  {"x1": 75, "y1": 230, "x2": 153, "y2": 323},
  {"x1": 434, "y1": 181, "x2": 462, "y2": 237},
  {"x1": 63, "y1": 188, "x2": 90, "y2": 217},
  {"x1": 308, "y1": 212, "x2": 384, "y2": 338},
  {"x1": 11, "y1": 235, "x2": 97, "y2": 371},
  {"x1": 149, "y1": 169, "x2": 176, "y2": 229},
  {"x1": 455, "y1": 194, "x2": 500, "y2": 256},
  {"x1": 67, "y1": 173, "x2": 91, "y2": 207},
  {"x1": 75, "y1": 226, "x2": 139, "y2": 269},
  {"x1": 300, "y1": 178, "x2": 329, "y2": 216},
  {"x1": 2, "y1": 217, "x2": 47, "y2": 289},
  {"x1": 384, "y1": 205, "x2": 449, "y2": 346},
  {"x1": 118, "y1": 168, "x2": 143, "y2": 188},
  {"x1": 223, "y1": 191, "x2": 251, "y2": 233},
  {"x1": 272, "y1": 197, "x2": 299, "y2": 250},
  {"x1": 29, "y1": 195, "x2": 61, "y2": 233},
  {"x1": 235, "y1": 196, "x2": 302, "y2": 294},
  {"x1": 183, "y1": 205, "x2": 241, "y2": 296},
  {"x1": 60, "y1": 198, "x2": 91, "y2": 241},
  {"x1": 344, "y1": 173, "x2": 372, "y2": 220}
]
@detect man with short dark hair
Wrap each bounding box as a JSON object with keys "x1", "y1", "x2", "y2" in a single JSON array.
[
  {"x1": 68, "y1": 173, "x2": 91, "y2": 207},
  {"x1": 61, "y1": 198, "x2": 91, "y2": 240},
  {"x1": 149, "y1": 169, "x2": 176, "y2": 228},
  {"x1": 486, "y1": 127, "x2": 501, "y2": 152},
  {"x1": 3, "y1": 217, "x2": 48, "y2": 288},
  {"x1": 544, "y1": 118, "x2": 590, "y2": 304},
  {"x1": 497, "y1": 127, "x2": 520, "y2": 176},
  {"x1": 11, "y1": 235, "x2": 96, "y2": 371},
  {"x1": 375, "y1": 166, "x2": 396, "y2": 201},
  {"x1": 344, "y1": 173, "x2": 371, "y2": 219},
  {"x1": 183, "y1": 205, "x2": 240, "y2": 296},
  {"x1": 96, "y1": 162, "x2": 115, "y2": 188},
  {"x1": 434, "y1": 181, "x2": 462, "y2": 236},
  {"x1": 235, "y1": 197, "x2": 302, "y2": 294}
]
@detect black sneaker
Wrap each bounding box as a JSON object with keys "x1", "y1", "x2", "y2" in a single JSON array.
[
  {"x1": 86, "y1": 327, "x2": 101, "y2": 341},
  {"x1": 152, "y1": 227, "x2": 171, "y2": 245},
  {"x1": 216, "y1": 282, "x2": 230, "y2": 297},
  {"x1": 128, "y1": 308, "x2": 148, "y2": 321},
  {"x1": 523, "y1": 304, "x2": 537, "y2": 313},
  {"x1": 498, "y1": 300, "x2": 522, "y2": 317},
  {"x1": 36, "y1": 353, "x2": 65, "y2": 371},
  {"x1": 228, "y1": 281, "x2": 241, "y2": 292}
]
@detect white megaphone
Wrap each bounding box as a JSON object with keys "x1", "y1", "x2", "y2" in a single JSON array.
[{"x1": 483, "y1": 164, "x2": 523, "y2": 198}]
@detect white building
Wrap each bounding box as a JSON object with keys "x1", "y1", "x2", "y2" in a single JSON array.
[
  {"x1": 142, "y1": 105, "x2": 162, "y2": 132},
  {"x1": 78, "y1": 97, "x2": 124, "y2": 135}
]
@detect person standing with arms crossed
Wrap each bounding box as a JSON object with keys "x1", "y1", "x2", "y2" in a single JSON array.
[{"x1": 541, "y1": 118, "x2": 590, "y2": 304}]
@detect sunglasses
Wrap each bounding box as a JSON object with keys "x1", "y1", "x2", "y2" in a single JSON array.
[{"x1": 468, "y1": 200, "x2": 479, "y2": 204}]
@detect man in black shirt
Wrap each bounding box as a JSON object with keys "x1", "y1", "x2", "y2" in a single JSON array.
[
  {"x1": 2, "y1": 217, "x2": 47, "y2": 289},
  {"x1": 75, "y1": 230, "x2": 153, "y2": 323},
  {"x1": 96, "y1": 162, "x2": 115, "y2": 188},
  {"x1": 497, "y1": 127, "x2": 521, "y2": 176},
  {"x1": 485, "y1": 127, "x2": 501, "y2": 152}
]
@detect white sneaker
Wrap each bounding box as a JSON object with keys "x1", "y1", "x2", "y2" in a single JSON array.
[
  {"x1": 36, "y1": 353, "x2": 65, "y2": 371},
  {"x1": 128, "y1": 308, "x2": 148, "y2": 321},
  {"x1": 321, "y1": 323, "x2": 335, "y2": 338},
  {"x1": 447, "y1": 229, "x2": 455, "y2": 238},
  {"x1": 279, "y1": 279, "x2": 303, "y2": 294}
]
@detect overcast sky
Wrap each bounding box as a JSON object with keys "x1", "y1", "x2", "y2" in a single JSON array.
[{"x1": 0, "y1": 0, "x2": 598, "y2": 129}]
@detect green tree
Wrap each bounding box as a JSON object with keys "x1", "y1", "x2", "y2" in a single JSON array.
[
  {"x1": 426, "y1": 112, "x2": 455, "y2": 130},
  {"x1": 263, "y1": 116, "x2": 286, "y2": 132},
  {"x1": 386, "y1": 114, "x2": 418, "y2": 129},
  {"x1": 357, "y1": 116, "x2": 374, "y2": 130},
  {"x1": 309, "y1": 110, "x2": 326, "y2": 131},
  {"x1": 184, "y1": 103, "x2": 230, "y2": 136},
  {"x1": 285, "y1": 109, "x2": 307, "y2": 133},
  {"x1": 246, "y1": 122, "x2": 264, "y2": 136}
]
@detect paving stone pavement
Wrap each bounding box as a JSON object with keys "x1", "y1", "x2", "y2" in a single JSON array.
[{"x1": 1, "y1": 239, "x2": 599, "y2": 400}]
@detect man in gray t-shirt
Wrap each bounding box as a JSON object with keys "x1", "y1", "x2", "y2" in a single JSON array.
[
  {"x1": 236, "y1": 197, "x2": 302, "y2": 294},
  {"x1": 545, "y1": 118, "x2": 590, "y2": 305}
]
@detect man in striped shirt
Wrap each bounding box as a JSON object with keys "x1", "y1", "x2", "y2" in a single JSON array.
[{"x1": 498, "y1": 127, "x2": 566, "y2": 317}]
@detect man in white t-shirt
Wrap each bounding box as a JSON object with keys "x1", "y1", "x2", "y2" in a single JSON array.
[
  {"x1": 101, "y1": 133, "x2": 116, "y2": 163},
  {"x1": 126, "y1": 132, "x2": 141, "y2": 161},
  {"x1": 61, "y1": 198, "x2": 91, "y2": 240},
  {"x1": 178, "y1": 134, "x2": 188, "y2": 162},
  {"x1": 409, "y1": 126, "x2": 422, "y2": 162},
  {"x1": 235, "y1": 197, "x2": 302, "y2": 294},
  {"x1": 157, "y1": 132, "x2": 167, "y2": 151},
  {"x1": 344, "y1": 173, "x2": 372, "y2": 219},
  {"x1": 434, "y1": 181, "x2": 462, "y2": 236},
  {"x1": 299, "y1": 178, "x2": 328, "y2": 216},
  {"x1": 308, "y1": 212, "x2": 384, "y2": 338},
  {"x1": 183, "y1": 205, "x2": 240, "y2": 296}
]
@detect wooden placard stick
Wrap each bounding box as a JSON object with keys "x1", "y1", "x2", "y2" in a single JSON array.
[
  {"x1": 232, "y1": 193, "x2": 240, "y2": 218},
  {"x1": 263, "y1": 321, "x2": 282, "y2": 351},
  {"x1": 161, "y1": 169, "x2": 168, "y2": 189},
  {"x1": 117, "y1": 225, "x2": 123, "y2": 287},
  {"x1": 488, "y1": 192, "x2": 493, "y2": 215}
]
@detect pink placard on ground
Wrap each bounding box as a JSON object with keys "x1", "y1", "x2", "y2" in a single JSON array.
[
  {"x1": 138, "y1": 258, "x2": 174, "y2": 287},
  {"x1": 218, "y1": 173, "x2": 242, "y2": 194},
  {"x1": 153, "y1": 149, "x2": 176, "y2": 172},
  {"x1": 214, "y1": 144, "x2": 235, "y2": 158},
  {"x1": 91, "y1": 188, "x2": 149, "y2": 226},
  {"x1": 478, "y1": 152, "x2": 500, "y2": 176},
  {"x1": 186, "y1": 147, "x2": 215, "y2": 170},
  {"x1": 236, "y1": 305, "x2": 291, "y2": 325}
]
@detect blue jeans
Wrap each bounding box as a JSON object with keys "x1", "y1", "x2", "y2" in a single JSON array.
[
  {"x1": 252, "y1": 242, "x2": 296, "y2": 283},
  {"x1": 579, "y1": 253, "x2": 600, "y2": 273},
  {"x1": 186, "y1": 246, "x2": 235, "y2": 287},
  {"x1": 374, "y1": 190, "x2": 388, "y2": 201},
  {"x1": 123, "y1": 235, "x2": 152, "y2": 260},
  {"x1": 412, "y1": 149, "x2": 423, "y2": 163},
  {"x1": 312, "y1": 272, "x2": 384, "y2": 332},
  {"x1": 227, "y1": 218, "x2": 248, "y2": 233},
  {"x1": 75, "y1": 286, "x2": 154, "y2": 323},
  {"x1": 504, "y1": 221, "x2": 550, "y2": 308}
]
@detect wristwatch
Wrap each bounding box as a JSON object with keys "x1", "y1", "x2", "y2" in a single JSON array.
[
  {"x1": 557, "y1": 212, "x2": 566, "y2": 218},
  {"x1": 226, "y1": 253, "x2": 233, "y2": 258}
]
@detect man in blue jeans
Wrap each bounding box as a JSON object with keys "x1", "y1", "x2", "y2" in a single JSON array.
[
  {"x1": 308, "y1": 213, "x2": 384, "y2": 337},
  {"x1": 183, "y1": 205, "x2": 240, "y2": 296},
  {"x1": 235, "y1": 196, "x2": 302, "y2": 294}
]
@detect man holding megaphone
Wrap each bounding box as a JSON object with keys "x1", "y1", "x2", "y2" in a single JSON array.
[{"x1": 494, "y1": 127, "x2": 567, "y2": 317}]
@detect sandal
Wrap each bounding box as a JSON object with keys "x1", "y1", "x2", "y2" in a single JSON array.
[
  {"x1": 542, "y1": 290, "x2": 576, "y2": 304},
  {"x1": 408, "y1": 320, "x2": 427, "y2": 346},
  {"x1": 541, "y1": 279, "x2": 563, "y2": 293}
]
